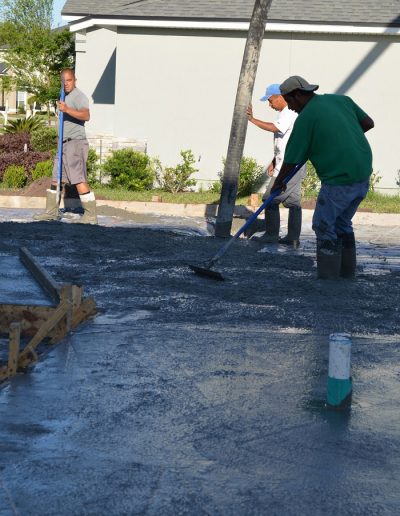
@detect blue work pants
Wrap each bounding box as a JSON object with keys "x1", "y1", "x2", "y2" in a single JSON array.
[{"x1": 312, "y1": 179, "x2": 370, "y2": 241}]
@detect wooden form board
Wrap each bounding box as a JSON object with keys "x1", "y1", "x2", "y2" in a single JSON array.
[
  {"x1": 19, "y1": 247, "x2": 60, "y2": 304},
  {"x1": 0, "y1": 248, "x2": 97, "y2": 384}
]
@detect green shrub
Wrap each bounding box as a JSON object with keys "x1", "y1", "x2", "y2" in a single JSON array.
[
  {"x1": 31, "y1": 126, "x2": 58, "y2": 152},
  {"x1": 219, "y1": 156, "x2": 264, "y2": 196},
  {"x1": 208, "y1": 180, "x2": 222, "y2": 194},
  {"x1": 369, "y1": 170, "x2": 382, "y2": 192},
  {"x1": 102, "y1": 149, "x2": 155, "y2": 191},
  {"x1": 155, "y1": 150, "x2": 198, "y2": 194},
  {"x1": 3, "y1": 116, "x2": 44, "y2": 134},
  {"x1": 86, "y1": 148, "x2": 100, "y2": 185},
  {"x1": 301, "y1": 161, "x2": 320, "y2": 197},
  {"x1": 32, "y1": 160, "x2": 53, "y2": 181},
  {"x1": 3, "y1": 165, "x2": 26, "y2": 188}
]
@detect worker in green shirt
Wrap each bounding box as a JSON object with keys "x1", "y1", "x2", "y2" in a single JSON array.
[{"x1": 272, "y1": 76, "x2": 374, "y2": 280}]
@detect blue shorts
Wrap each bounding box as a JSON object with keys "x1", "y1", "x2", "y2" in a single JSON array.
[{"x1": 312, "y1": 179, "x2": 370, "y2": 241}]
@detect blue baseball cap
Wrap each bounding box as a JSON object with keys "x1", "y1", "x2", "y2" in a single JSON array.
[{"x1": 260, "y1": 83, "x2": 281, "y2": 102}]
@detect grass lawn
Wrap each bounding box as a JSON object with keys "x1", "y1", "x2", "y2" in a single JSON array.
[
  {"x1": 359, "y1": 191, "x2": 400, "y2": 213},
  {"x1": 0, "y1": 182, "x2": 398, "y2": 214},
  {"x1": 94, "y1": 186, "x2": 251, "y2": 205},
  {"x1": 94, "y1": 186, "x2": 400, "y2": 214}
]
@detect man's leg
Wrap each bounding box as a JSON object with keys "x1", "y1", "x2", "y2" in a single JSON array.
[
  {"x1": 279, "y1": 164, "x2": 306, "y2": 246},
  {"x1": 251, "y1": 177, "x2": 280, "y2": 242},
  {"x1": 335, "y1": 179, "x2": 369, "y2": 278},
  {"x1": 312, "y1": 181, "x2": 369, "y2": 279},
  {"x1": 65, "y1": 140, "x2": 98, "y2": 225},
  {"x1": 74, "y1": 182, "x2": 98, "y2": 224},
  {"x1": 250, "y1": 177, "x2": 281, "y2": 242},
  {"x1": 312, "y1": 184, "x2": 344, "y2": 279},
  {"x1": 33, "y1": 157, "x2": 62, "y2": 221}
]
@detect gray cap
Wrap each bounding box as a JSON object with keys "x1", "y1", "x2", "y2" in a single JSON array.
[{"x1": 280, "y1": 75, "x2": 319, "y2": 95}]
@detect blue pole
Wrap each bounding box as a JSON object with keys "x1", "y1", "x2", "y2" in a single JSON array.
[{"x1": 56, "y1": 83, "x2": 65, "y2": 205}]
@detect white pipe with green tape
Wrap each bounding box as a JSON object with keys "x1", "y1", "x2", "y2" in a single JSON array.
[{"x1": 327, "y1": 333, "x2": 352, "y2": 409}]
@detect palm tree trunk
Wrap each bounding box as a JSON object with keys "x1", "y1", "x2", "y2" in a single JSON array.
[{"x1": 215, "y1": 0, "x2": 272, "y2": 237}]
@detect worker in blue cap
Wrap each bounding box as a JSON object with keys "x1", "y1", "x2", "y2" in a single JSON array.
[{"x1": 247, "y1": 84, "x2": 307, "y2": 246}]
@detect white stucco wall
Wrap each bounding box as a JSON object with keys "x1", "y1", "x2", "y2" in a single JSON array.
[
  {"x1": 253, "y1": 32, "x2": 400, "y2": 191},
  {"x1": 75, "y1": 26, "x2": 117, "y2": 137},
  {"x1": 77, "y1": 26, "x2": 400, "y2": 191}
]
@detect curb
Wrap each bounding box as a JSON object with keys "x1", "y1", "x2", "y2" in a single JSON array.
[{"x1": 0, "y1": 195, "x2": 399, "y2": 227}]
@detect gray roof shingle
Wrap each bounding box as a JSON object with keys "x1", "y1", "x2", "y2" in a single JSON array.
[{"x1": 62, "y1": 0, "x2": 400, "y2": 26}]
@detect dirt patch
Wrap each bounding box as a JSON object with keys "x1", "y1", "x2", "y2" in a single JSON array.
[
  {"x1": 0, "y1": 178, "x2": 54, "y2": 197},
  {"x1": 301, "y1": 199, "x2": 316, "y2": 210},
  {"x1": 23, "y1": 178, "x2": 53, "y2": 196}
]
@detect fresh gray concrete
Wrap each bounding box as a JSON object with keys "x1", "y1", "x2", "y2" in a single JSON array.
[{"x1": 0, "y1": 207, "x2": 399, "y2": 515}]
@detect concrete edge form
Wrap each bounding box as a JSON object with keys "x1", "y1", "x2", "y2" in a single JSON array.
[
  {"x1": 0, "y1": 195, "x2": 399, "y2": 226},
  {"x1": 0, "y1": 247, "x2": 97, "y2": 384}
]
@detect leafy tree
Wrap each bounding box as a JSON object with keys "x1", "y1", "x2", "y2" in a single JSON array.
[
  {"x1": 0, "y1": 1, "x2": 75, "y2": 119},
  {"x1": 1, "y1": 0, "x2": 53, "y2": 29},
  {"x1": 0, "y1": 75, "x2": 12, "y2": 108}
]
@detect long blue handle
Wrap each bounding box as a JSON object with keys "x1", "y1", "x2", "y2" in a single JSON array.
[
  {"x1": 56, "y1": 84, "x2": 65, "y2": 204},
  {"x1": 209, "y1": 163, "x2": 305, "y2": 266}
]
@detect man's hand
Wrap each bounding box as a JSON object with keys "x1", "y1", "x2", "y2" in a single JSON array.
[
  {"x1": 247, "y1": 104, "x2": 254, "y2": 122},
  {"x1": 267, "y1": 162, "x2": 274, "y2": 177},
  {"x1": 58, "y1": 101, "x2": 68, "y2": 113},
  {"x1": 360, "y1": 115, "x2": 374, "y2": 133}
]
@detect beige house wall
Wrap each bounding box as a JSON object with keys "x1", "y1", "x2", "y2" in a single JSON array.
[{"x1": 77, "y1": 27, "x2": 400, "y2": 191}]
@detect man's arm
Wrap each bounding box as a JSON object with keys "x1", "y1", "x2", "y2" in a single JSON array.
[
  {"x1": 360, "y1": 116, "x2": 374, "y2": 133},
  {"x1": 247, "y1": 104, "x2": 279, "y2": 133},
  {"x1": 59, "y1": 101, "x2": 90, "y2": 122}
]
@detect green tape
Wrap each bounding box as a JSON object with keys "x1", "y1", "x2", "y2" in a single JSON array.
[{"x1": 327, "y1": 376, "x2": 352, "y2": 408}]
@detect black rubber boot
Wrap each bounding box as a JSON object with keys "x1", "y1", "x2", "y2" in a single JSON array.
[
  {"x1": 244, "y1": 218, "x2": 265, "y2": 238},
  {"x1": 279, "y1": 206, "x2": 302, "y2": 248},
  {"x1": 253, "y1": 204, "x2": 280, "y2": 243},
  {"x1": 340, "y1": 232, "x2": 356, "y2": 278},
  {"x1": 317, "y1": 239, "x2": 342, "y2": 280}
]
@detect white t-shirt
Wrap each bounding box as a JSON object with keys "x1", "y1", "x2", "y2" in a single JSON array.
[{"x1": 272, "y1": 106, "x2": 298, "y2": 177}]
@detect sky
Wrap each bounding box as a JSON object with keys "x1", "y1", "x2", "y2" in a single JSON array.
[{"x1": 53, "y1": 0, "x2": 66, "y2": 27}]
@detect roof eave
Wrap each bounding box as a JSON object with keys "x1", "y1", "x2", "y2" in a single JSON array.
[{"x1": 65, "y1": 15, "x2": 400, "y2": 36}]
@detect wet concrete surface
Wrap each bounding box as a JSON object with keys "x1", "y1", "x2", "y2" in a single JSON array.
[
  {"x1": 0, "y1": 207, "x2": 399, "y2": 515},
  {"x1": 0, "y1": 255, "x2": 55, "y2": 307}
]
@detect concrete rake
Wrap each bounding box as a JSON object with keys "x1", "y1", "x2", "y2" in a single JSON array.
[{"x1": 189, "y1": 163, "x2": 305, "y2": 281}]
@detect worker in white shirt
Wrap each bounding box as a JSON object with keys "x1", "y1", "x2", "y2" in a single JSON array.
[{"x1": 247, "y1": 83, "x2": 307, "y2": 246}]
